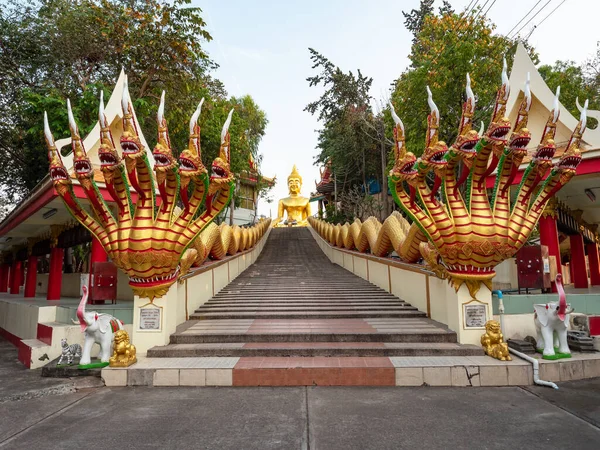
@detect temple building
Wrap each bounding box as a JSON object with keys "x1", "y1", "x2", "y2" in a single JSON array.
[
  {"x1": 487, "y1": 43, "x2": 600, "y2": 291},
  {"x1": 222, "y1": 154, "x2": 275, "y2": 226}
]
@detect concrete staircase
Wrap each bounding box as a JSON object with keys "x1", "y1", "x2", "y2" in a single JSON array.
[{"x1": 148, "y1": 228, "x2": 482, "y2": 359}]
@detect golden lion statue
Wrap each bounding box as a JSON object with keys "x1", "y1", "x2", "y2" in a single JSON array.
[
  {"x1": 109, "y1": 330, "x2": 137, "y2": 367},
  {"x1": 480, "y1": 320, "x2": 512, "y2": 361}
]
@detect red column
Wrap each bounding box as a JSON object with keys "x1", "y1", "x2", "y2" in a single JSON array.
[
  {"x1": 0, "y1": 264, "x2": 9, "y2": 292},
  {"x1": 570, "y1": 233, "x2": 588, "y2": 289},
  {"x1": 10, "y1": 260, "x2": 22, "y2": 294},
  {"x1": 47, "y1": 247, "x2": 64, "y2": 300},
  {"x1": 88, "y1": 237, "x2": 108, "y2": 292},
  {"x1": 24, "y1": 255, "x2": 38, "y2": 298},
  {"x1": 19, "y1": 260, "x2": 25, "y2": 287},
  {"x1": 539, "y1": 215, "x2": 562, "y2": 292},
  {"x1": 586, "y1": 243, "x2": 600, "y2": 286}
]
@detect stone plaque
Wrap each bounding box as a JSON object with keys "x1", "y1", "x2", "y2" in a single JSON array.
[
  {"x1": 463, "y1": 303, "x2": 487, "y2": 329},
  {"x1": 139, "y1": 306, "x2": 161, "y2": 331}
]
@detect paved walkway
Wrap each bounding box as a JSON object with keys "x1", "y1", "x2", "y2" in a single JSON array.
[{"x1": 1, "y1": 384, "x2": 599, "y2": 449}]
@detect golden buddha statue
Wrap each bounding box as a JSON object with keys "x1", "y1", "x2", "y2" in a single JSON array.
[{"x1": 273, "y1": 165, "x2": 311, "y2": 227}]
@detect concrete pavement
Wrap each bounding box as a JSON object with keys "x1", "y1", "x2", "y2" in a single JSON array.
[{"x1": 1, "y1": 384, "x2": 599, "y2": 449}]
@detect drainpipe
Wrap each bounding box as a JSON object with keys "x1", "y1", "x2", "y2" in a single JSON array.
[
  {"x1": 508, "y1": 348, "x2": 559, "y2": 390},
  {"x1": 492, "y1": 290, "x2": 505, "y2": 332}
]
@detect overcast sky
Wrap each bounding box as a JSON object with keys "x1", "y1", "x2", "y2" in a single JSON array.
[{"x1": 194, "y1": 0, "x2": 599, "y2": 217}]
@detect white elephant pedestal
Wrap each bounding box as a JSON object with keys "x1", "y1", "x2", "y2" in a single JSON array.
[
  {"x1": 533, "y1": 274, "x2": 573, "y2": 360},
  {"x1": 75, "y1": 286, "x2": 124, "y2": 369}
]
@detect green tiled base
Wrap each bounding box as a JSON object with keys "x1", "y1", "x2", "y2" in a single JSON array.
[{"x1": 536, "y1": 348, "x2": 572, "y2": 360}]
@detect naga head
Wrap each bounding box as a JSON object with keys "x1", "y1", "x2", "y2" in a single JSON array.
[
  {"x1": 388, "y1": 102, "x2": 418, "y2": 184},
  {"x1": 152, "y1": 91, "x2": 177, "y2": 182},
  {"x1": 98, "y1": 91, "x2": 122, "y2": 176},
  {"x1": 67, "y1": 100, "x2": 94, "y2": 180},
  {"x1": 507, "y1": 73, "x2": 532, "y2": 160},
  {"x1": 448, "y1": 78, "x2": 480, "y2": 162},
  {"x1": 417, "y1": 89, "x2": 448, "y2": 177},
  {"x1": 44, "y1": 112, "x2": 70, "y2": 186},
  {"x1": 179, "y1": 99, "x2": 207, "y2": 188},
  {"x1": 209, "y1": 109, "x2": 235, "y2": 196},
  {"x1": 120, "y1": 76, "x2": 145, "y2": 162},
  {"x1": 555, "y1": 98, "x2": 586, "y2": 178},
  {"x1": 484, "y1": 59, "x2": 511, "y2": 144},
  {"x1": 532, "y1": 87, "x2": 562, "y2": 172}
]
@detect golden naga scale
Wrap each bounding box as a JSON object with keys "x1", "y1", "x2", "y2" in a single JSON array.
[
  {"x1": 45, "y1": 79, "x2": 269, "y2": 300},
  {"x1": 310, "y1": 60, "x2": 587, "y2": 299},
  {"x1": 272, "y1": 165, "x2": 311, "y2": 227}
]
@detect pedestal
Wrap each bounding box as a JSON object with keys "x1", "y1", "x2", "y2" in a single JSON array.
[{"x1": 131, "y1": 282, "x2": 183, "y2": 356}]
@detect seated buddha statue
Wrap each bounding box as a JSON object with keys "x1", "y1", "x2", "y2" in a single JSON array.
[{"x1": 273, "y1": 165, "x2": 311, "y2": 227}]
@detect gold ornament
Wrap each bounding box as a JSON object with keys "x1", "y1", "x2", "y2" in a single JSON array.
[
  {"x1": 481, "y1": 320, "x2": 512, "y2": 361},
  {"x1": 109, "y1": 330, "x2": 137, "y2": 367}
]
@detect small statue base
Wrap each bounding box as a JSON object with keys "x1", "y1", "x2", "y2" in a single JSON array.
[
  {"x1": 78, "y1": 360, "x2": 110, "y2": 370},
  {"x1": 537, "y1": 348, "x2": 572, "y2": 360},
  {"x1": 108, "y1": 357, "x2": 137, "y2": 368}
]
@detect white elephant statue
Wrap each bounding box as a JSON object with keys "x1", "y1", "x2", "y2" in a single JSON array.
[
  {"x1": 75, "y1": 285, "x2": 123, "y2": 367},
  {"x1": 534, "y1": 274, "x2": 573, "y2": 360}
]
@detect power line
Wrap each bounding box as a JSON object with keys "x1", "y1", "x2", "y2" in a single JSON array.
[
  {"x1": 530, "y1": 0, "x2": 567, "y2": 33},
  {"x1": 509, "y1": 0, "x2": 553, "y2": 39},
  {"x1": 505, "y1": 0, "x2": 543, "y2": 37},
  {"x1": 482, "y1": 0, "x2": 498, "y2": 17}
]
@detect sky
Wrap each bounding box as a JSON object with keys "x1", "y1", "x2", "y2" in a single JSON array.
[{"x1": 194, "y1": 0, "x2": 600, "y2": 218}]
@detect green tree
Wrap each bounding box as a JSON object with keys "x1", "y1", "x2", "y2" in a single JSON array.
[
  {"x1": 0, "y1": 0, "x2": 269, "y2": 217},
  {"x1": 305, "y1": 48, "x2": 381, "y2": 197},
  {"x1": 539, "y1": 60, "x2": 599, "y2": 129},
  {"x1": 390, "y1": 8, "x2": 526, "y2": 157}
]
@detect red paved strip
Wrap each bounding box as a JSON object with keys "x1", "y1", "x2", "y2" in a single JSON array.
[
  {"x1": 233, "y1": 357, "x2": 394, "y2": 386},
  {"x1": 243, "y1": 342, "x2": 386, "y2": 349}
]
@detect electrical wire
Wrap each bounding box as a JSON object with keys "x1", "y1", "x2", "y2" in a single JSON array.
[
  {"x1": 506, "y1": 0, "x2": 543, "y2": 37},
  {"x1": 509, "y1": 0, "x2": 553, "y2": 39}
]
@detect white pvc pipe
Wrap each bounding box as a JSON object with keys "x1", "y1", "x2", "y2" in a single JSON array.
[{"x1": 508, "y1": 348, "x2": 559, "y2": 389}]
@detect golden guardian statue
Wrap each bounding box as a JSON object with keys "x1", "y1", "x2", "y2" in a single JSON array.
[{"x1": 273, "y1": 165, "x2": 311, "y2": 227}]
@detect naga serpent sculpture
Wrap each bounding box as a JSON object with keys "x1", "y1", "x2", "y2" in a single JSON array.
[
  {"x1": 310, "y1": 60, "x2": 587, "y2": 298},
  {"x1": 45, "y1": 79, "x2": 268, "y2": 300}
]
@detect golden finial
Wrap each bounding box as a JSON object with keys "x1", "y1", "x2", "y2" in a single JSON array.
[{"x1": 288, "y1": 164, "x2": 302, "y2": 183}]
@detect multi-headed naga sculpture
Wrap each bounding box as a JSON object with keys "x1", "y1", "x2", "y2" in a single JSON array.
[
  {"x1": 45, "y1": 80, "x2": 241, "y2": 300},
  {"x1": 311, "y1": 60, "x2": 587, "y2": 298}
]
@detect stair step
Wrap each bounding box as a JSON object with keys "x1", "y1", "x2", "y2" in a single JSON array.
[
  {"x1": 196, "y1": 306, "x2": 417, "y2": 312},
  {"x1": 189, "y1": 311, "x2": 426, "y2": 320},
  {"x1": 170, "y1": 331, "x2": 456, "y2": 344},
  {"x1": 147, "y1": 342, "x2": 482, "y2": 358}
]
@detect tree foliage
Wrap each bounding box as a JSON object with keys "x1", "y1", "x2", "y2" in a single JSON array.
[
  {"x1": 391, "y1": 7, "x2": 526, "y2": 157},
  {"x1": 539, "y1": 60, "x2": 599, "y2": 129},
  {"x1": 304, "y1": 48, "x2": 382, "y2": 198},
  {"x1": 0, "y1": 0, "x2": 268, "y2": 212}
]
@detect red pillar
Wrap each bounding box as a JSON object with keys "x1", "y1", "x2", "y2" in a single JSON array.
[
  {"x1": 24, "y1": 255, "x2": 38, "y2": 298},
  {"x1": 0, "y1": 264, "x2": 9, "y2": 292},
  {"x1": 19, "y1": 260, "x2": 25, "y2": 287},
  {"x1": 47, "y1": 247, "x2": 64, "y2": 300},
  {"x1": 539, "y1": 215, "x2": 562, "y2": 292},
  {"x1": 586, "y1": 243, "x2": 600, "y2": 286},
  {"x1": 10, "y1": 260, "x2": 22, "y2": 294},
  {"x1": 570, "y1": 233, "x2": 588, "y2": 289},
  {"x1": 88, "y1": 237, "x2": 108, "y2": 292}
]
